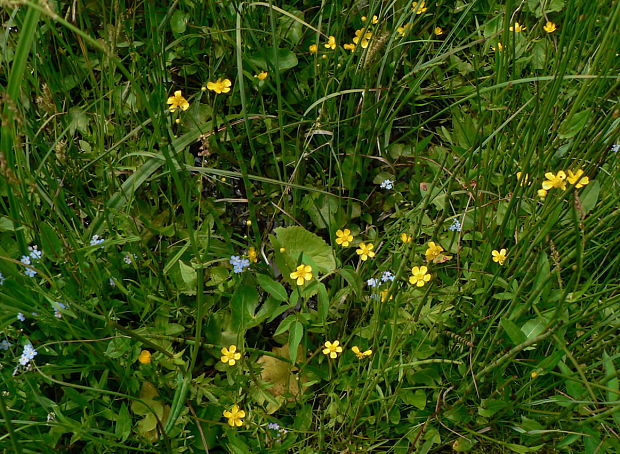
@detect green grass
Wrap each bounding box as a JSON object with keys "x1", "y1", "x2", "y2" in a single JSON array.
[{"x1": 1, "y1": 0, "x2": 619, "y2": 452}]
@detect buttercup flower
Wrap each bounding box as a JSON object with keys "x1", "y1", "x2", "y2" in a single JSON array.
[
  {"x1": 356, "y1": 243, "x2": 375, "y2": 261},
  {"x1": 516, "y1": 172, "x2": 530, "y2": 186},
  {"x1": 138, "y1": 350, "x2": 152, "y2": 364},
  {"x1": 247, "y1": 247, "x2": 258, "y2": 263},
  {"x1": 223, "y1": 405, "x2": 245, "y2": 427},
  {"x1": 353, "y1": 29, "x2": 372, "y2": 49},
  {"x1": 492, "y1": 42, "x2": 504, "y2": 52},
  {"x1": 309, "y1": 44, "x2": 318, "y2": 53},
  {"x1": 221, "y1": 345, "x2": 242, "y2": 366},
  {"x1": 434, "y1": 27, "x2": 444, "y2": 35},
  {"x1": 492, "y1": 249, "x2": 507, "y2": 265},
  {"x1": 510, "y1": 22, "x2": 526, "y2": 32},
  {"x1": 380, "y1": 289, "x2": 394, "y2": 302},
  {"x1": 255, "y1": 71, "x2": 268, "y2": 80},
  {"x1": 543, "y1": 21, "x2": 557, "y2": 33},
  {"x1": 352, "y1": 346, "x2": 372, "y2": 359},
  {"x1": 400, "y1": 233, "x2": 413, "y2": 243},
  {"x1": 412, "y1": 1, "x2": 428, "y2": 14},
  {"x1": 322, "y1": 340, "x2": 343, "y2": 359},
  {"x1": 167, "y1": 90, "x2": 190, "y2": 112},
  {"x1": 207, "y1": 78, "x2": 232, "y2": 94},
  {"x1": 425, "y1": 242, "x2": 444, "y2": 262},
  {"x1": 409, "y1": 266, "x2": 431, "y2": 287},
  {"x1": 537, "y1": 188, "x2": 548, "y2": 199},
  {"x1": 336, "y1": 229, "x2": 354, "y2": 247},
  {"x1": 397, "y1": 24, "x2": 412, "y2": 36},
  {"x1": 567, "y1": 169, "x2": 589, "y2": 188},
  {"x1": 325, "y1": 35, "x2": 337, "y2": 49},
  {"x1": 361, "y1": 15, "x2": 379, "y2": 24},
  {"x1": 542, "y1": 171, "x2": 567, "y2": 190},
  {"x1": 290, "y1": 264, "x2": 313, "y2": 285}
]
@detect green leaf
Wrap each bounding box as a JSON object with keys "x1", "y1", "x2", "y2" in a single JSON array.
[
  {"x1": 170, "y1": 10, "x2": 187, "y2": 34},
  {"x1": 317, "y1": 282, "x2": 329, "y2": 324},
  {"x1": 478, "y1": 398, "x2": 509, "y2": 417},
  {"x1": 411, "y1": 389, "x2": 426, "y2": 410},
  {"x1": 115, "y1": 403, "x2": 131, "y2": 441},
  {"x1": 579, "y1": 179, "x2": 600, "y2": 213},
  {"x1": 559, "y1": 110, "x2": 591, "y2": 139},
  {"x1": 178, "y1": 260, "x2": 196, "y2": 287},
  {"x1": 338, "y1": 267, "x2": 362, "y2": 296},
  {"x1": 231, "y1": 284, "x2": 259, "y2": 330},
  {"x1": 288, "y1": 321, "x2": 303, "y2": 364},
  {"x1": 256, "y1": 274, "x2": 288, "y2": 302},
  {"x1": 521, "y1": 317, "x2": 547, "y2": 340},
  {"x1": 505, "y1": 443, "x2": 545, "y2": 453},
  {"x1": 273, "y1": 226, "x2": 336, "y2": 274},
  {"x1": 501, "y1": 319, "x2": 527, "y2": 345},
  {"x1": 248, "y1": 47, "x2": 298, "y2": 72}
]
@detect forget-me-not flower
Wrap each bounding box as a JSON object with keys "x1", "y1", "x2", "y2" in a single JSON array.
[
  {"x1": 230, "y1": 256, "x2": 250, "y2": 273},
  {"x1": 28, "y1": 245, "x2": 43, "y2": 260},
  {"x1": 449, "y1": 219, "x2": 462, "y2": 232},
  {"x1": 52, "y1": 302, "x2": 66, "y2": 318},
  {"x1": 0, "y1": 340, "x2": 11, "y2": 350},
  {"x1": 0, "y1": 272, "x2": 5, "y2": 285},
  {"x1": 380, "y1": 179, "x2": 394, "y2": 190},
  {"x1": 17, "y1": 313, "x2": 25, "y2": 322},
  {"x1": 90, "y1": 235, "x2": 105, "y2": 248},
  {"x1": 18, "y1": 343, "x2": 37, "y2": 366},
  {"x1": 123, "y1": 253, "x2": 137, "y2": 264},
  {"x1": 381, "y1": 271, "x2": 395, "y2": 282},
  {"x1": 367, "y1": 278, "x2": 379, "y2": 288}
]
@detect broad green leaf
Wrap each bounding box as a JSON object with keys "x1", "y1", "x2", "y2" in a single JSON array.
[
  {"x1": 501, "y1": 319, "x2": 527, "y2": 345},
  {"x1": 248, "y1": 47, "x2": 298, "y2": 72},
  {"x1": 256, "y1": 273, "x2": 288, "y2": 302},
  {"x1": 178, "y1": 260, "x2": 196, "y2": 287},
  {"x1": 273, "y1": 226, "x2": 336, "y2": 274},
  {"x1": 231, "y1": 284, "x2": 259, "y2": 330},
  {"x1": 579, "y1": 179, "x2": 600, "y2": 213},
  {"x1": 288, "y1": 321, "x2": 303, "y2": 364},
  {"x1": 559, "y1": 110, "x2": 591, "y2": 139},
  {"x1": 506, "y1": 443, "x2": 545, "y2": 453},
  {"x1": 521, "y1": 318, "x2": 546, "y2": 339},
  {"x1": 478, "y1": 398, "x2": 509, "y2": 417},
  {"x1": 170, "y1": 10, "x2": 187, "y2": 34}
]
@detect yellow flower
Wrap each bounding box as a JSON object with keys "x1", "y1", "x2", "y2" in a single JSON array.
[
  {"x1": 537, "y1": 188, "x2": 548, "y2": 199},
  {"x1": 353, "y1": 29, "x2": 372, "y2": 49},
  {"x1": 362, "y1": 15, "x2": 379, "y2": 24},
  {"x1": 409, "y1": 266, "x2": 431, "y2": 287},
  {"x1": 343, "y1": 43, "x2": 356, "y2": 51},
  {"x1": 247, "y1": 247, "x2": 258, "y2": 263},
  {"x1": 567, "y1": 169, "x2": 589, "y2": 188},
  {"x1": 309, "y1": 44, "x2": 318, "y2": 53},
  {"x1": 434, "y1": 27, "x2": 444, "y2": 36},
  {"x1": 543, "y1": 21, "x2": 557, "y2": 33},
  {"x1": 516, "y1": 171, "x2": 530, "y2": 186},
  {"x1": 397, "y1": 24, "x2": 412, "y2": 37},
  {"x1": 138, "y1": 350, "x2": 152, "y2": 364},
  {"x1": 380, "y1": 289, "x2": 393, "y2": 302},
  {"x1": 510, "y1": 22, "x2": 526, "y2": 32},
  {"x1": 352, "y1": 346, "x2": 372, "y2": 359},
  {"x1": 207, "y1": 78, "x2": 232, "y2": 94},
  {"x1": 412, "y1": 1, "x2": 428, "y2": 14},
  {"x1": 492, "y1": 249, "x2": 507, "y2": 265},
  {"x1": 322, "y1": 340, "x2": 343, "y2": 359},
  {"x1": 336, "y1": 228, "x2": 354, "y2": 247},
  {"x1": 221, "y1": 345, "x2": 242, "y2": 366},
  {"x1": 492, "y1": 42, "x2": 504, "y2": 52},
  {"x1": 254, "y1": 71, "x2": 268, "y2": 80},
  {"x1": 325, "y1": 35, "x2": 337, "y2": 50},
  {"x1": 290, "y1": 264, "x2": 313, "y2": 285},
  {"x1": 425, "y1": 242, "x2": 444, "y2": 262},
  {"x1": 400, "y1": 233, "x2": 413, "y2": 243},
  {"x1": 356, "y1": 242, "x2": 375, "y2": 261},
  {"x1": 167, "y1": 90, "x2": 189, "y2": 112},
  {"x1": 542, "y1": 171, "x2": 567, "y2": 190},
  {"x1": 223, "y1": 405, "x2": 245, "y2": 427}
]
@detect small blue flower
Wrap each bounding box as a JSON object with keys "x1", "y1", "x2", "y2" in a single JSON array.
[
  {"x1": 109, "y1": 278, "x2": 116, "y2": 287},
  {"x1": 267, "y1": 422, "x2": 280, "y2": 430},
  {"x1": 24, "y1": 267, "x2": 37, "y2": 278},
  {"x1": 230, "y1": 255, "x2": 250, "y2": 273},
  {"x1": 612, "y1": 144, "x2": 619, "y2": 153},
  {"x1": 380, "y1": 179, "x2": 394, "y2": 190},
  {"x1": 0, "y1": 272, "x2": 5, "y2": 285},
  {"x1": 0, "y1": 340, "x2": 11, "y2": 350},
  {"x1": 448, "y1": 219, "x2": 462, "y2": 232},
  {"x1": 18, "y1": 343, "x2": 37, "y2": 366},
  {"x1": 52, "y1": 301, "x2": 66, "y2": 318},
  {"x1": 381, "y1": 271, "x2": 395, "y2": 282},
  {"x1": 367, "y1": 278, "x2": 379, "y2": 287},
  {"x1": 123, "y1": 253, "x2": 137, "y2": 264},
  {"x1": 28, "y1": 245, "x2": 43, "y2": 260},
  {"x1": 90, "y1": 235, "x2": 105, "y2": 248},
  {"x1": 17, "y1": 313, "x2": 25, "y2": 322}
]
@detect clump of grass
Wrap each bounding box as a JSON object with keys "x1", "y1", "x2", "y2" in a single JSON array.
[{"x1": 1, "y1": 1, "x2": 619, "y2": 453}]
